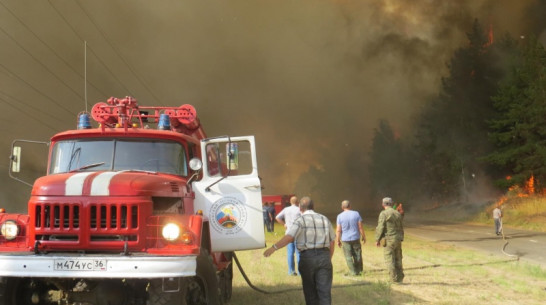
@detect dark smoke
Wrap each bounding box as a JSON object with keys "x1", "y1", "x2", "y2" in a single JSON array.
[{"x1": 0, "y1": 0, "x2": 542, "y2": 215}]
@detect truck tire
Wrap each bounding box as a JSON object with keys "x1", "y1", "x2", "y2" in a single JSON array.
[
  {"x1": 186, "y1": 249, "x2": 222, "y2": 305},
  {"x1": 147, "y1": 250, "x2": 222, "y2": 305},
  {"x1": 147, "y1": 279, "x2": 184, "y2": 305},
  {"x1": 0, "y1": 278, "x2": 6, "y2": 305},
  {"x1": 0, "y1": 277, "x2": 54, "y2": 305}
]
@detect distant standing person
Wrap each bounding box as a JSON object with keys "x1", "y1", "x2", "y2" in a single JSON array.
[
  {"x1": 267, "y1": 202, "x2": 276, "y2": 232},
  {"x1": 263, "y1": 202, "x2": 272, "y2": 232},
  {"x1": 393, "y1": 202, "x2": 405, "y2": 218},
  {"x1": 493, "y1": 205, "x2": 503, "y2": 236},
  {"x1": 336, "y1": 200, "x2": 366, "y2": 276},
  {"x1": 275, "y1": 196, "x2": 302, "y2": 275},
  {"x1": 265, "y1": 196, "x2": 336, "y2": 305},
  {"x1": 375, "y1": 197, "x2": 404, "y2": 283}
]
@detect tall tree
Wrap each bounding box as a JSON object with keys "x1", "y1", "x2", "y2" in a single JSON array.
[
  {"x1": 413, "y1": 109, "x2": 461, "y2": 202},
  {"x1": 369, "y1": 119, "x2": 405, "y2": 200},
  {"x1": 487, "y1": 36, "x2": 546, "y2": 190},
  {"x1": 411, "y1": 19, "x2": 502, "y2": 203}
]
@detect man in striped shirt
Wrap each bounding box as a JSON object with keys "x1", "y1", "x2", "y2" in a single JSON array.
[{"x1": 264, "y1": 196, "x2": 336, "y2": 305}]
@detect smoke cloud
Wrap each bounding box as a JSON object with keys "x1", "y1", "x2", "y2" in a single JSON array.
[{"x1": 0, "y1": 0, "x2": 542, "y2": 214}]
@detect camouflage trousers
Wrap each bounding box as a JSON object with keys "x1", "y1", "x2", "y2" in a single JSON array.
[
  {"x1": 383, "y1": 239, "x2": 404, "y2": 282},
  {"x1": 341, "y1": 240, "x2": 363, "y2": 275}
]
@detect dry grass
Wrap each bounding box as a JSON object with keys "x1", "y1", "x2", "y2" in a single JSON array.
[
  {"x1": 474, "y1": 196, "x2": 546, "y2": 232},
  {"x1": 229, "y1": 225, "x2": 546, "y2": 305}
]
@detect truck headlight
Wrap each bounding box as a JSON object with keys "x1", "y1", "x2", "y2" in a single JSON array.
[
  {"x1": 1, "y1": 220, "x2": 19, "y2": 240},
  {"x1": 162, "y1": 223, "x2": 180, "y2": 241}
]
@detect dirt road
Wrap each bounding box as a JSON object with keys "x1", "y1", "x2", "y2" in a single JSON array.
[{"x1": 402, "y1": 220, "x2": 546, "y2": 267}]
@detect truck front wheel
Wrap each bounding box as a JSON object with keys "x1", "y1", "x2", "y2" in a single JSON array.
[
  {"x1": 185, "y1": 249, "x2": 222, "y2": 305},
  {"x1": 147, "y1": 250, "x2": 222, "y2": 305},
  {"x1": 0, "y1": 277, "x2": 55, "y2": 305}
]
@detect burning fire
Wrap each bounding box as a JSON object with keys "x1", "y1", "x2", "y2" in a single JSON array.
[
  {"x1": 496, "y1": 175, "x2": 537, "y2": 207},
  {"x1": 507, "y1": 175, "x2": 535, "y2": 196}
]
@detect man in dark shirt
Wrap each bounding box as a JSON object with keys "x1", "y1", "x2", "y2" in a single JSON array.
[
  {"x1": 263, "y1": 202, "x2": 272, "y2": 232},
  {"x1": 267, "y1": 202, "x2": 276, "y2": 232}
]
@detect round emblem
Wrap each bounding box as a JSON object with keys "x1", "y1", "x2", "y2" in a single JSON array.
[{"x1": 210, "y1": 196, "x2": 248, "y2": 235}]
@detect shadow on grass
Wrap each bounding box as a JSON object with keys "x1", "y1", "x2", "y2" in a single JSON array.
[
  {"x1": 231, "y1": 281, "x2": 425, "y2": 305},
  {"x1": 436, "y1": 232, "x2": 543, "y2": 243},
  {"x1": 363, "y1": 258, "x2": 518, "y2": 274}
]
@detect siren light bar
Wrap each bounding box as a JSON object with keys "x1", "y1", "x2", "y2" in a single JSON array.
[{"x1": 90, "y1": 96, "x2": 197, "y2": 128}]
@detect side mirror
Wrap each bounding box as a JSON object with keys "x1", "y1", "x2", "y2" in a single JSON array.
[
  {"x1": 10, "y1": 146, "x2": 21, "y2": 173},
  {"x1": 8, "y1": 139, "x2": 49, "y2": 187},
  {"x1": 227, "y1": 143, "x2": 239, "y2": 170},
  {"x1": 187, "y1": 158, "x2": 203, "y2": 188}
]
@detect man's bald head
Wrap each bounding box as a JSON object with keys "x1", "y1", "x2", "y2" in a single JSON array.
[
  {"x1": 290, "y1": 196, "x2": 298, "y2": 206},
  {"x1": 299, "y1": 196, "x2": 314, "y2": 212}
]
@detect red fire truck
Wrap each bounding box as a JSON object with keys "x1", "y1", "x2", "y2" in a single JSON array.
[
  {"x1": 262, "y1": 195, "x2": 294, "y2": 214},
  {"x1": 0, "y1": 97, "x2": 265, "y2": 305}
]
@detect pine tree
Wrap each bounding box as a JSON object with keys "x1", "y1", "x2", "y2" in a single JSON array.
[
  {"x1": 487, "y1": 36, "x2": 546, "y2": 190},
  {"x1": 369, "y1": 119, "x2": 403, "y2": 199},
  {"x1": 411, "y1": 19, "x2": 501, "y2": 202}
]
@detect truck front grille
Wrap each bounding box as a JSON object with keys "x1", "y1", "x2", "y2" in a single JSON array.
[
  {"x1": 35, "y1": 204, "x2": 80, "y2": 229},
  {"x1": 90, "y1": 204, "x2": 139, "y2": 229},
  {"x1": 34, "y1": 203, "x2": 139, "y2": 230},
  {"x1": 33, "y1": 201, "x2": 142, "y2": 249}
]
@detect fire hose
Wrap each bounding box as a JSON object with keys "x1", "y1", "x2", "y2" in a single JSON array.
[
  {"x1": 499, "y1": 218, "x2": 519, "y2": 259},
  {"x1": 232, "y1": 252, "x2": 301, "y2": 294},
  {"x1": 232, "y1": 252, "x2": 370, "y2": 295}
]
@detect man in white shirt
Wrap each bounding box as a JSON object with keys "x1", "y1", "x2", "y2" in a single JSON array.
[
  {"x1": 275, "y1": 196, "x2": 301, "y2": 275},
  {"x1": 493, "y1": 206, "x2": 503, "y2": 236}
]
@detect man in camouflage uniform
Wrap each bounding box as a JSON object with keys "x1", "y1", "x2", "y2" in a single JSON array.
[{"x1": 375, "y1": 197, "x2": 404, "y2": 283}]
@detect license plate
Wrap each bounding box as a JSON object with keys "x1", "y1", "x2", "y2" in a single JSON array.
[{"x1": 54, "y1": 259, "x2": 107, "y2": 271}]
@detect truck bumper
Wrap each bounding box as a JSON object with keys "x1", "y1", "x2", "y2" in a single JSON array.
[{"x1": 0, "y1": 253, "x2": 197, "y2": 278}]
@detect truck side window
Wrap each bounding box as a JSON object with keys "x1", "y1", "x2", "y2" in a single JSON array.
[
  {"x1": 226, "y1": 140, "x2": 252, "y2": 176},
  {"x1": 204, "y1": 141, "x2": 253, "y2": 177}
]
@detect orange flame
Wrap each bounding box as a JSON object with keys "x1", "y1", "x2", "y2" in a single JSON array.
[
  {"x1": 525, "y1": 175, "x2": 535, "y2": 195},
  {"x1": 505, "y1": 175, "x2": 535, "y2": 198}
]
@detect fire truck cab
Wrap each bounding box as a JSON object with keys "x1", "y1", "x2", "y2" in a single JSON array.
[{"x1": 0, "y1": 97, "x2": 265, "y2": 305}]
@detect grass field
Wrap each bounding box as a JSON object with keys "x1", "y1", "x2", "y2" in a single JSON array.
[{"x1": 229, "y1": 225, "x2": 546, "y2": 305}]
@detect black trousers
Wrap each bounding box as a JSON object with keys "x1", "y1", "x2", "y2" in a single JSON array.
[{"x1": 298, "y1": 248, "x2": 332, "y2": 305}]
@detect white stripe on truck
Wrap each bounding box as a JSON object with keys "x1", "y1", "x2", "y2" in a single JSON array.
[
  {"x1": 65, "y1": 172, "x2": 93, "y2": 195},
  {"x1": 90, "y1": 171, "x2": 122, "y2": 196}
]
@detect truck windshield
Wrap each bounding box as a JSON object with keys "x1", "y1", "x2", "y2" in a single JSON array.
[{"x1": 49, "y1": 139, "x2": 187, "y2": 176}]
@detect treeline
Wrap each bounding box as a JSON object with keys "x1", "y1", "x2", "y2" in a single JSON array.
[{"x1": 369, "y1": 20, "x2": 546, "y2": 205}]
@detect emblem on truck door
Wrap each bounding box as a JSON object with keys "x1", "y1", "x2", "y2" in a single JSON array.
[{"x1": 210, "y1": 196, "x2": 248, "y2": 235}]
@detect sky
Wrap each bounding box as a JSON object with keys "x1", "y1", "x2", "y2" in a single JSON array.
[{"x1": 0, "y1": 0, "x2": 544, "y2": 213}]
